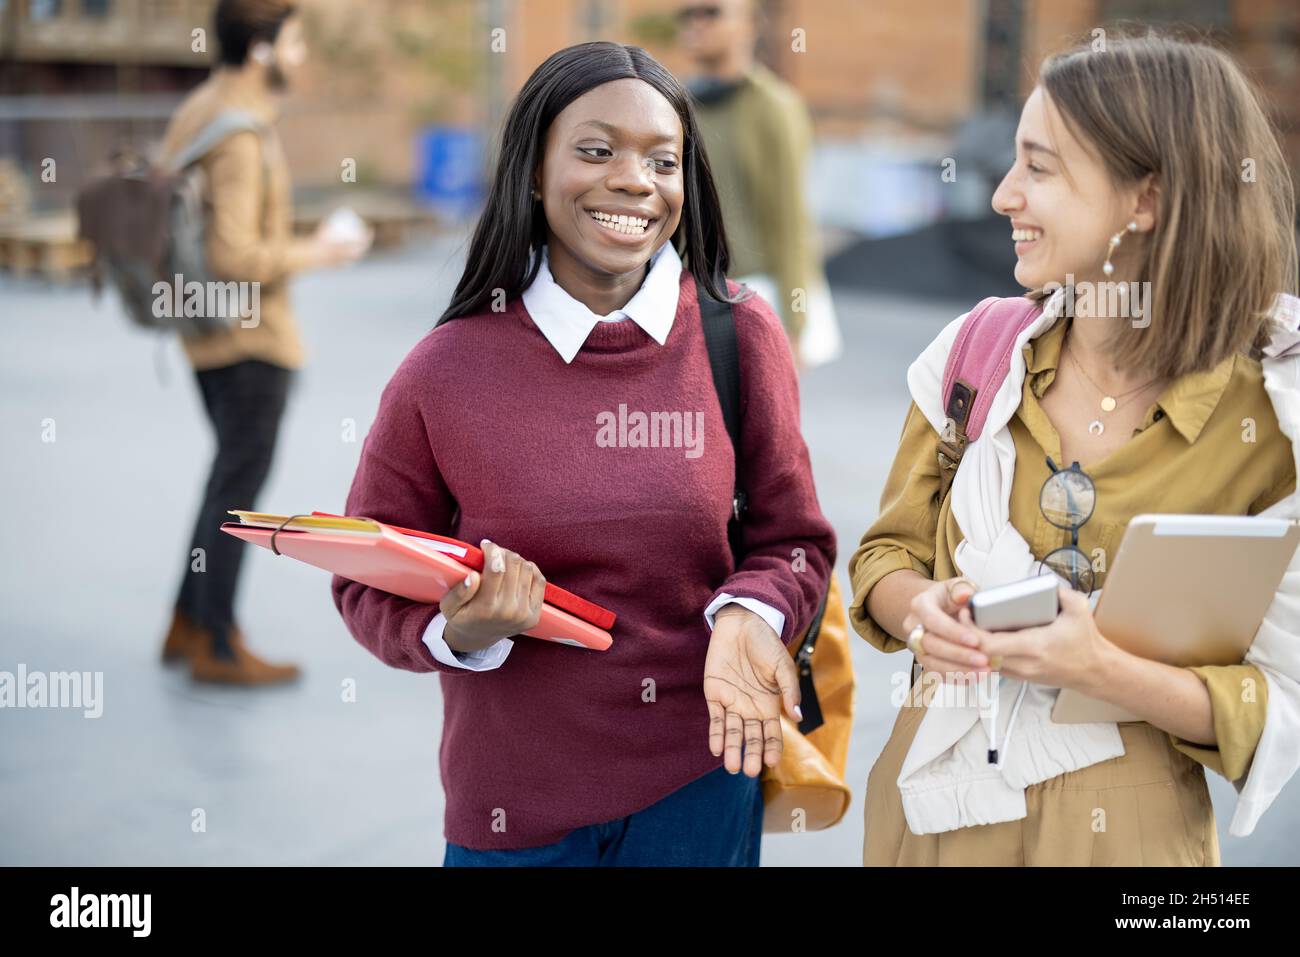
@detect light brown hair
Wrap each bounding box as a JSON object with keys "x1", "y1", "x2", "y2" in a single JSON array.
[{"x1": 1036, "y1": 29, "x2": 1298, "y2": 378}]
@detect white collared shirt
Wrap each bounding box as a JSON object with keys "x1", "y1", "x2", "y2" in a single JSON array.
[
  {"x1": 425, "y1": 242, "x2": 784, "y2": 669},
  {"x1": 521, "y1": 241, "x2": 682, "y2": 362}
]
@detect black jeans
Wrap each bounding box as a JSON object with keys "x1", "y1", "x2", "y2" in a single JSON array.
[{"x1": 175, "y1": 358, "x2": 294, "y2": 656}]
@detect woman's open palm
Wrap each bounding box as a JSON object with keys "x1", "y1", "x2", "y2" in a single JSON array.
[{"x1": 703, "y1": 606, "x2": 801, "y2": 777}]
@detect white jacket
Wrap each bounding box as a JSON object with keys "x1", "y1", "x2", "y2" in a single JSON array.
[{"x1": 899, "y1": 289, "x2": 1300, "y2": 838}]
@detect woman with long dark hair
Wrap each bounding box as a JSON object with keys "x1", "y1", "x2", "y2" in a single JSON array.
[{"x1": 332, "y1": 41, "x2": 835, "y2": 866}]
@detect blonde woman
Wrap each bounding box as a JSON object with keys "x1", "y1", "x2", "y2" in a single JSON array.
[{"x1": 849, "y1": 32, "x2": 1300, "y2": 866}]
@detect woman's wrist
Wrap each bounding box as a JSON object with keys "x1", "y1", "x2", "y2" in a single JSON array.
[
  {"x1": 1075, "y1": 631, "x2": 1128, "y2": 700},
  {"x1": 444, "y1": 617, "x2": 514, "y2": 654},
  {"x1": 441, "y1": 617, "x2": 465, "y2": 653},
  {"x1": 867, "y1": 568, "x2": 933, "y2": 643}
]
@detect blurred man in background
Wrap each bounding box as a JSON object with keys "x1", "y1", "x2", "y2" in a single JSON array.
[
  {"x1": 158, "y1": 0, "x2": 366, "y2": 685},
  {"x1": 680, "y1": 0, "x2": 841, "y2": 369}
]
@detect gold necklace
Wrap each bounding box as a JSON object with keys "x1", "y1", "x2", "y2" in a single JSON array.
[{"x1": 1064, "y1": 342, "x2": 1161, "y2": 436}]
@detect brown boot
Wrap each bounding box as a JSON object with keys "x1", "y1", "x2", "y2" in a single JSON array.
[
  {"x1": 189, "y1": 623, "x2": 301, "y2": 685},
  {"x1": 161, "y1": 608, "x2": 203, "y2": 664}
]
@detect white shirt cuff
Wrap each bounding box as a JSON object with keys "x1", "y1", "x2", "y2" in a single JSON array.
[
  {"x1": 703, "y1": 593, "x2": 786, "y2": 641},
  {"x1": 422, "y1": 612, "x2": 513, "y2": 671}
]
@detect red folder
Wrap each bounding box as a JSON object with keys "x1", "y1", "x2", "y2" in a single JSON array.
[
  {"x1": 308, "y1": 511, "x2": 615, "y2": 629},
  {"x1": 222, "y1": 514, "x2": 613, "y2": 651}
]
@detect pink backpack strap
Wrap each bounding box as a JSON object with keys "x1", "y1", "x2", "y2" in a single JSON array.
[{"x1": 936, "y1": 296, "x2": 1043, "y2": 497}]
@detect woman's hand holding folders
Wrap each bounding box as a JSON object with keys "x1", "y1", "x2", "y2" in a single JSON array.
[
  {"x1": 704, "y1": 605, "x2": 803, "y2": 777},
  {"x1": 440, "y1": 539, "x2": 548, "y2": 654}
]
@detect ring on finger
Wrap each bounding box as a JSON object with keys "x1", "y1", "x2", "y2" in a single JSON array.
[
  {"x1": 907, "y1": 623, "x2": 926, "y2": 657},
  {"x1": 946, "y1": 577, "x2": 976, "y2": 602}
]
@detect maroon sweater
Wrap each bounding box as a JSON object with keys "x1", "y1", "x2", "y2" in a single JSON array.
[{"x1": 331, "y1": 271, "x2": 836, "y2": 850}]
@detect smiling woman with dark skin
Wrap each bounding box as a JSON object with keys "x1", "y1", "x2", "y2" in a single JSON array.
[
  {"x1": 534, "y1": 80, "x2": 685, "y2": 316},
  {"x1": 332, "y1": 42, "x2": 835, "y2": 867}
]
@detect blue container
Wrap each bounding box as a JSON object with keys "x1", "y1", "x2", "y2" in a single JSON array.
[{"x1": 416, "y1": 127, "x2": 485, "y2": 220}]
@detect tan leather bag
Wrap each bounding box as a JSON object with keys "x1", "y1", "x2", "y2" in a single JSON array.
[
  {"x1": 698, "y1": 284, "x2": 854, "y2": 833},
  {"x1": 760, "y1": 574, "x2": 855, "y2": 832}
]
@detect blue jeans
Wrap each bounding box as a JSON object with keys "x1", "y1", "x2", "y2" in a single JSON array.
[{"x1": 443, "y1": 764, "x2": 764, "y2": 867}]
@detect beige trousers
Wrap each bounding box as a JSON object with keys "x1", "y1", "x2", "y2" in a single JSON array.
[{"x1": 864, "y1": 699, "x2": 1220, "y2": 866}]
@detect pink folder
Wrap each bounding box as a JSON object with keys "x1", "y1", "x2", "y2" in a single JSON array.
[{"x1": 222, "y1": 521, "x2": 613, "y2": 651}]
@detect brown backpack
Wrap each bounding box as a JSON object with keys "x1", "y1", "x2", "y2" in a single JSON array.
[{"x1": 77, "y1": 110, "x2": 265, "y2": 338}]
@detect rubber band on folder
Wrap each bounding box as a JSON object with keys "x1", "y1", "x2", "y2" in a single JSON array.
[
  {"x1": 269, "y1": 513, "x2": 313, "y2": 556},
  {"x1": 268, "y1": 513, "x2": 385, "y2": 556}
]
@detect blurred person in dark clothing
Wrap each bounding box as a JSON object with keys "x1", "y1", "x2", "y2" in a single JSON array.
[
  {"x1": 158, "y1": 0, "x2": 367, "y2": 684},
  {"x1": 680, "y1": 0, "x2": 841, "y2": 369}
]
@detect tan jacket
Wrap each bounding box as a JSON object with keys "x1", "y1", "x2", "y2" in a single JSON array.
[{"x1": 159, "y1": 69, "x2": 310, "y2": 370}]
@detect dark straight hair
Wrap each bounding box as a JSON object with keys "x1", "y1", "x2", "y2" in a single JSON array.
[
  {"x1": 436, "y1": 41, "x2": 739, "y2": 326},
  {"x1": 213, "y1": 0, "x2": 297, "y2": 66}
]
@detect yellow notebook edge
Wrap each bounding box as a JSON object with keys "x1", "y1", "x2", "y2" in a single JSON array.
[{"x1": 226, "y1": 510, "x2": 383, "y2": 534}]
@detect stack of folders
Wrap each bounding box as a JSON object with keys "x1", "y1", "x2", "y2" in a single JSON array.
[{"x1": 221, "y1": 510, "x2": 614, "y2": 651}]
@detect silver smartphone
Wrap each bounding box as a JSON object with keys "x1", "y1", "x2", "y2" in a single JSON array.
[{"x1": 968, "y1": 574, "x2": 1060, "y2": 631}]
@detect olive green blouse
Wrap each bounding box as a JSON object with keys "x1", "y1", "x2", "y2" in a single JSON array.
[{"x1": 848, "y1": 315, "x2": 1296, "y2": 782}]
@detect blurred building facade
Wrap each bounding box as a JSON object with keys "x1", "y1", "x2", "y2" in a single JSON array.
[{"x1": 0, "y1": 0, "x2": 1296, "y2": 239}]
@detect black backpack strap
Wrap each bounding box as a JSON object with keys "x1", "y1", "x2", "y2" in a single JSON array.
[
  {"x1": 699, "y1": 288, "x2": 741, "y2": 443},
  {"x1": 698, "y1": 284, "x2": 747, "y2": 558},
  {"x1": 697, "y1": 281, "x2": 827, "y2": 734}
]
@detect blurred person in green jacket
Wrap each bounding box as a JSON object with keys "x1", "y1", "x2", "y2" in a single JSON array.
[{"x1": 679, "y1": 0, "x2": 841, "y2": 368}]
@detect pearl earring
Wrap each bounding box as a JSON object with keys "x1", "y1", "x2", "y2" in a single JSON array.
[{"x1": 1102, "y1": 220, "x2": 1138, "y2": 276}]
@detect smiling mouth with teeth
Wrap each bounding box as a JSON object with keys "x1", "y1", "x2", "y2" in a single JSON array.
[
  {"x1": 587, "y1": 210, "x2": 653, "y2": 236},
  {"x1": 1012, "y1": 228, "x2": 1044, "y2": 243}
]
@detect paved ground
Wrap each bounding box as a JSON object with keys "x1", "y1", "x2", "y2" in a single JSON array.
[{"x1": 1, "y1": 233, "x2": 1295, "y2": 865}]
